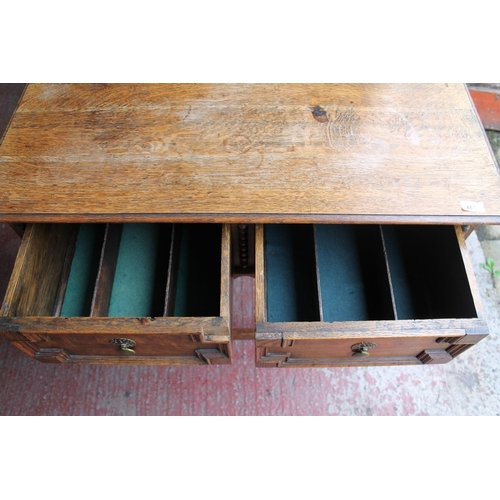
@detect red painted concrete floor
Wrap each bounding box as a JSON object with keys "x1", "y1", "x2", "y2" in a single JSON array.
[{"x1": 1, "y1": 222, "x2": 500, "y2": 416}]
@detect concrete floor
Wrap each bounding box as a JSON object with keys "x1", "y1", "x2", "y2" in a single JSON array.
[{"x1": 0, "y1": 221, "x2": 499, "y2": 416}]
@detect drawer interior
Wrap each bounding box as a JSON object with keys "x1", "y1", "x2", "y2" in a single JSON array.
[
  {"x1": 263, "y1": 224, "x2": 478, "y2": 323},
  {"x1": 3, "y1": 223, "x2": 223, "y2": 318},
  {"x1": 381, "y1": 225, "x2": 477, "y2": 320}
]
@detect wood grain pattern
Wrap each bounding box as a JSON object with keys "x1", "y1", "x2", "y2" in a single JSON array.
[
  {"x1": 255, "y1": 224, "x2": 265, "y2": 323},
  {"x1": 38, "y1": 353, "x2": 210, "y2": 365},
  {"x1": 90, "y1": 223, "x2": 122, "y2": 317},
  {"x1": 0, "y1": 224, "x2": 76, "y2": 316},
  {"x1": 0, "y1": 315, "x2": 229, "y2": 337},
  {"x1": 256, "y1": 336, "x2": 455, "y2": 367},
  {"x1": 256, "y1": 318, "x2": 487, "y2": 340},
  {"x1": 15, "y1": 335, "x2": 233, "y2": 365},
  {"x1": 1, "y1": 317, "x2": 231, "y2": 363},
  {"x1": 255, "y1": 317, "x2": 488, "y2": 367},
  {"x1": 51, "y1": 224, "x2": 78, "y2": 316},
  {"x1": 257, "y1": 355, "x2": 423, "y2": 368},
  {"x1": 1, "y1": 84, "x2": 499, "y2": 223}
]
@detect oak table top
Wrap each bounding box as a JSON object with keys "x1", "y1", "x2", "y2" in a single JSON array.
[{"x1": 1, "y1": 83, "x2": 499, "y2": 224}]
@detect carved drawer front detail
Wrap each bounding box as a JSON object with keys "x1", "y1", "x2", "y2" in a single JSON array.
[
  {"x1": 195, "y1": 345, "x2": 232, "y2": 365},
  {"x1": 0, "y1": 223, "x2": 232, "y2": 365},
  {"x1": 35, "y1": 348, "x2": 71, "y2": 363},
  {"x1": 417, "y1": 350, "x2": 453, "y2": 365},
  {"x1": 255, "y1": 223, "x2": 488, "y2": 368}
]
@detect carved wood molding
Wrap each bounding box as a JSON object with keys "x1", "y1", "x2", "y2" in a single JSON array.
[
  {"x1": 256, "y1": 348, "x2": 292, "y2": 367},
  {"x1": 10, "y1": 341, "x2": 39, "y2": 357},
  {"x1": 189, "y1": 332, "x2": 205, "y2": 343},
  {"x1": 436, "y1": 329, "x2": 488, "y2": 358},
  {"x1": 446, "y1": 344, "x2": 473, "y2": 358},
  {"x1": 35, "y1": 348, "x2": 70, "y2": 363},
  {"x1": 195, "y1": 347, "x2": 231, "y2": 365},
  {"x1": 417, "y1": 349, "x2": 453, "y2": 365},
  {"x1": 22, "y1": 333, "x2": 51, "y2": 342},
  {"x1": 435, "y1": 336, "x2": 465, "y2": 344}
]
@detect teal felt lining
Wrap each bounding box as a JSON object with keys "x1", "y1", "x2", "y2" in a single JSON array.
[
  {"x1": 60, "y1": 224, "x2": 105, "y2": 317},
  {"x1": 60, "y1": 223, "x2": 222, "y2": 319},
  {"x1": 108, "y1": 224, "x2": 162, "y2": 317},
  {"x1": 315, "y1": 225, "x2": 393, "y2": 322},
  {"x1": 265, "y1": 225, "x2": 319, "y2": 322}
]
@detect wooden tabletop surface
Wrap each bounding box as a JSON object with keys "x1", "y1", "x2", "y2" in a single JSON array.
[{"x1": 1, "y1": 83, "x2": 500, "y2": 223}]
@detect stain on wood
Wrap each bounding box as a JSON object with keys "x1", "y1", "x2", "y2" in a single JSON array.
[{"x1": 311, "y1": 105, "x2": 328, "y2": 123}]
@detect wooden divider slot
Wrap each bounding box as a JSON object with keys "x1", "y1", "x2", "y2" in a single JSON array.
[
  {"x1": 255, "y1": 224, "x2": 266, "y2": 324},
  {"x1": 314, "y1": 225, "x2": 394, "y2": 322},
  {"x1": 89, "y1": 224, "x2": 123, "y2": 317},
  {"x1": 312, "y1": 226, "x2": 324, "y2": 322},
  {"x1": 52, "y1": 225, "x2": 79, "y2": 317},
  {"x1": 378, "y1": 225, "x2": 399, "y2": 321},
  {"x1": 164, "y1": 224, "x2": 180, "y2": 317},
  {"x1": 53, "y1": 223, "x2": 227, "y2": 319},
  {"x1": 61, "y1": 225, "x2": 107, "y2": 317},
  {"x1": 380, "y1": 225, "x2": 478, "y2": 320}
]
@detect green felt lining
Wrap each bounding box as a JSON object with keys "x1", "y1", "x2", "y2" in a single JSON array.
[
  {"x1": 265, "y1": 225, "x2": 320, "y2": 322},
  {"x1": 265, "y1": 224, "x2": 478, "y2": 323},
  {"x1": 108, "y1": 224, "x2": 166, "y2": 317},
  {"x1": 60, "y1": 224, "x2": 105, "y2": 317},
  {"x1": 315, "y1": 225, "x2": 394, "y2": 322},
  {"x1": 61, "y1": 223, "x2": 222, "y2": 318}
]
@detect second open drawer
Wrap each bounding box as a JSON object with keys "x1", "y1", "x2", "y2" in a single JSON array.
[
  {"x1": 255, "y1": 224, "x2": 488, "y2": 367},
  {"x1": 0, "y1": 223, "x2": 232, "y2": 365}
]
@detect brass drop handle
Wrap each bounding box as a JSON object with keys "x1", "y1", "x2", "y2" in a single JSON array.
[
  {"x1": 110, "y1": 338, "x2": 136, "y2": 354},
  {"x1": 352, "y1": 346, "x2": 370, "y2": 357},
  {"x1": 351, "y1": 342, "x2": 378, "y2": 358}
]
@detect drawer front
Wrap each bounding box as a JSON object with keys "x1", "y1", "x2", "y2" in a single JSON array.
[
  {"x1": 255, "y1": 320, "x2": 488, "y2": 367},
  {"x1": 11, "y1": 334, "x2": 230, "y2": 366},
  {"x1": 255, "y1": 224, "x2": 488, "y2": 367},
  {"x1": 0, "y1": 223, "x2": 232, "y2": 365},
  {"x1": 1, "y1": 317, "x2": 232, "y2": 365}
]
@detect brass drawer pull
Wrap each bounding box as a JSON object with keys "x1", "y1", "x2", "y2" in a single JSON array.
[
  {"x1": 110, "y1": 338, "x2": 136, "y2": 354},
  {"x1": 351, "y1": 342, "x2": 378, "y2": 357}
]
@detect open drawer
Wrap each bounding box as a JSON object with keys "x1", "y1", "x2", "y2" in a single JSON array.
[
  {"x1": 0, "y1": 223, "x2": 232, "y2": 365},
  {"x1": 255, "y1": 224, "x2": 488, "y2": 367}
]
